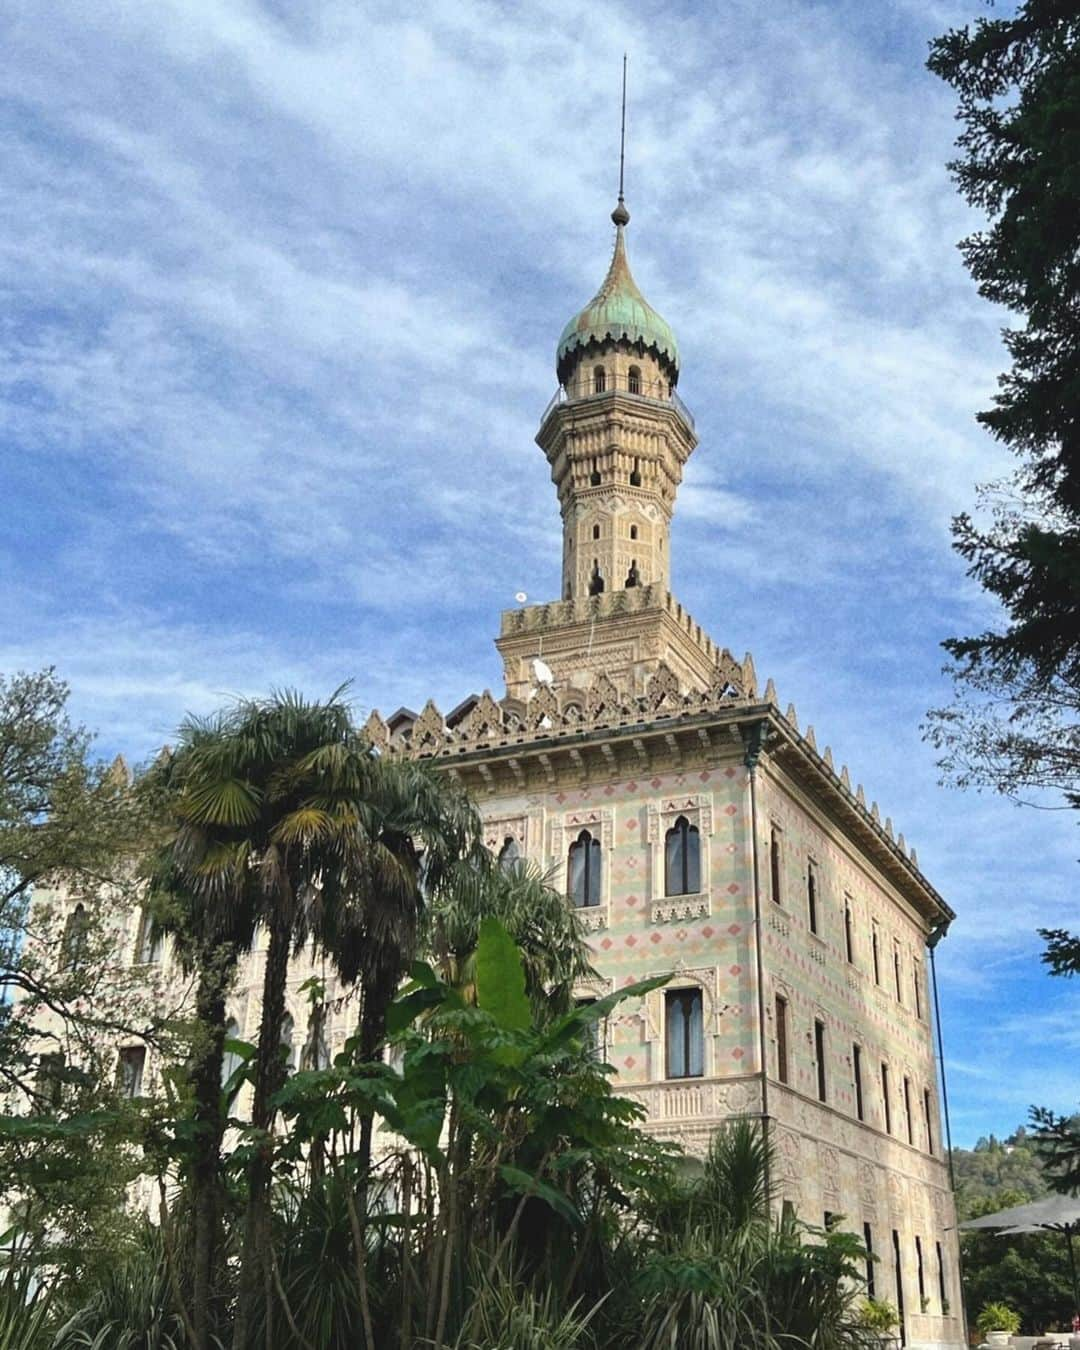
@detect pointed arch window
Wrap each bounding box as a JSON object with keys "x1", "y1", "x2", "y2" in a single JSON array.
[
  {"x1": 568, "y1": 829, "x2": 602, "y2": 908},
  {"x1": 588, "y1": 562, "x2": 605, "y2": 595},
  {"x1": 665, "y1": 988, "x2": 704, "y2": 1079},
  {"x1": 628, "y1": 365, "x2": 641, "y2": 395},
  {"x1": 61, "y1": 903, "x2": 89, "y2": 970},
  {"x1": 222, "y1": 1019, "x2": 244, "y2": 1088},
  {"x1": 593, "y1": 366, "x2": 606, "y2": 393},
  {"x1": 624, "y1": 559, "x2": 641, "y2": 588},
  {"x1": 135, "y1": 908, "x2": 163, "y2": 965},
  {"x1": 497, "y1": 836, "x2": 521, "y2": 872},
  {"x1": 664, "y1": 815, "x2": 701, "y2": 896}
]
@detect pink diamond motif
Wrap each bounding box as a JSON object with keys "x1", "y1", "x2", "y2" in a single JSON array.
[
  {"x1": 727, "y1": 923, "x2": 741, "y2": 936},
  {"x1": 555, "y1": 792, "x2": 566, "y2": 803},
  {"x1": 702, "y1": 926, "x2": 715, "y2": 938},
  {"x1": 623, "y1": 1056, "x2": 636, "y2": 1069},
  {"x1": 626, "y1": 818, "x2": 638, "y2": 830},
  {"x1": 732, "y1": 1047, "x2": 744, "y2": 1060},
  {"x1": 729, "y1": 964, "x2": 741, "y2": 976},
  {"x1": 625, "y1": 934, "x2": 637, "y2": 947},
  {"x1": 626, "y1": 780, "x2": 637, "y2": 791},
  {"x1": 600, "y1": 937, "x2": 613, "y2": 950},
  {"x1": 727, "y1": 883, "x2": 740, "y2": 895},
  {"x1": 725, "y1": 766, "x2": 736, "y2": 778},
  {"x1": 699, "y1": 770, "x2": 711, "y2": 782},
  {"x1": 651, "y1": 777, "x2": 662, "y2": 788},
  {"x1": 650, "y1": 932, "x2": 662, "y2": 944},
  {"x1": 725, "y1": 804, "x2": 737, "y2": 816},
  {"x1": 604, "y1": 785, "x2": 614, "y2": 795},
  {"x1": 626, "y1": 894, "x2": 638, "y2": 906}
]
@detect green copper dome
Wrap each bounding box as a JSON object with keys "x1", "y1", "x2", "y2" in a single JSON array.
[{"x1": 556, "y1": 207, "x2": 679, "y2": 385}]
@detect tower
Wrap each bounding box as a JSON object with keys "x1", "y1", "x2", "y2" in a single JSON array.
[
  {"x1": 540, "y1": 197, "x2": 697, "y2": 602},
  {"x1": 496, "y1": 193, "x2": 738, "y2": 702}
]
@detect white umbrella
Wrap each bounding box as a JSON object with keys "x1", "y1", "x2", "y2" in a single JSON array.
[{"x1": 961, "y1": 1194, "x2": 1080, "y2": 1320}]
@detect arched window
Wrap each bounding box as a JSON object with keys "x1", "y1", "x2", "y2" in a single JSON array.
[
  {"x1": 280, "y1": 1013, "x2": 296, "y2": 1075},
  {"x1": 592, "y1": 523, "x2": 601, "y2": 540},
  {"x1": 568, "y1": 829, "x2": 602, "y2": 908},
  {"x1": 628, "y1": 365, "x2": 641, "y2": 395},
  {"x1": 221, "y1": 1019, "x2": 243, "y2": 1088},
  {"x1": 135, "y1": 908, "x2": 163, "y2": 965},
  {"x1": 630, "y1": 457, "x2": 642, "y2": 486},
  {"x1": 588, "y1": 562, "x2": 605, "y2": 596},
  {"x1": 664, "y1": 815, "x2": 701, "y2": 896},
  {"x1": 593, "y1": 366, "x2": 606, "y2": 394},
  {"x1": 629, "y1": 524, "x2": 638, "y2": 540},
  {"x1": 62, "y1": 903, "x2": 89, "y2": 969},
  {"x1": 498, "y1": 836, "x2": 521, "y2": 872},
  {"x1": 665, "y1": 988, "x2": 704, "y2": 1079},
  {"x1": 301, "y1": 1010, "x2": 331, "y2": 1070},
  {"x1": 624, "y1": 559, "x2": 640, "y2": 588}
]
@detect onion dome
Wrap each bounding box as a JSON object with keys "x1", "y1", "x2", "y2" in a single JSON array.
[{"x1": 556, "y1": 200, "x2": 680, "y2": 386}]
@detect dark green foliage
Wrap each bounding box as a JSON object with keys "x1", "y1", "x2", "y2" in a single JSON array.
[{"x1": 951, "y1": 1126, "x2": 1076, "y2": 1333}]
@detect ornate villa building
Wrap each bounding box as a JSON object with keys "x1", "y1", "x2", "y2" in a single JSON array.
[{"x1": 72, "y1": 191, "x2": 965, "y2": 1349}]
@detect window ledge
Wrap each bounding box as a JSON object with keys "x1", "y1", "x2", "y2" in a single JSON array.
[
  {"x1": 651, "y1": 892, "x2": 710, "y2": 923},
  {"x1": 574, "y1": 903, "x2": 610, "y2": 933}
]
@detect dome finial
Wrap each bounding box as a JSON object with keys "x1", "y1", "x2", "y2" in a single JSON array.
[{"x1": 611, "y1": 53, "x2": 630, "y2": 227}]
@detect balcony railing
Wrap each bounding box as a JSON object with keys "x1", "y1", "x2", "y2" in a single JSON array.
[{"x1": 539, "y1": 376, "x2": 695, "y2": 431}]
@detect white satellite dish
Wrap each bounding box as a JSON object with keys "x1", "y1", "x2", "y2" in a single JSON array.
[
  {"x1": 531, "y1": 657, "x2": 555, "y2": 686},
  {"x1": 514, "y1": 591, "x2": 528, "y2": 604}
]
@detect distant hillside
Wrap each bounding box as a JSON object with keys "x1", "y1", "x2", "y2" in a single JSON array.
[{"x1": 951, "y1": 1126, "x2": 1049, "y2": 1222}]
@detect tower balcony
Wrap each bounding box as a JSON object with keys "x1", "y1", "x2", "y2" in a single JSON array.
[{"x1": 539, "y1": 376, "x2": 696, "y2": 434}]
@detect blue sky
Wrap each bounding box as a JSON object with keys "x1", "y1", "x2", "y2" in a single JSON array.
[{"x1": 2, "y1": 0, "x2": 1076, "y2": 1145}]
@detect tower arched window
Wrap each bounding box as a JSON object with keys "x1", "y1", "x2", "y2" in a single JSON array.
[
  {"x1": 280, "y1": 1013, "x2": 296, "y2": 1075},
  {"x1": 664, "y1": 815, "x2": 701, "y2": 896},
  {"x1": 222, "y1": 1019, "x2": 243, "y2": 1088},
  {"x1": 568, "y1": 829, "x2": 602, "y2": 908},
  {"x1": 630, "y1": 524, "x2": 638, "y2": 540},
  {"x1": 592, "y1": 523, "x2": 600, "y2": 540},
  {"x1": 498, "y1": 836, "x2": 521, "y2": 872},
  {"x1": 589, "y1": 562, "x2": 604, "y2": 595},
  {"x1": 62, "y1": 903, "x2": 89, "y2": 970},
  {"x1": 628, "y1": 365, "x2": 641, "y2": 395},
  {"x1": 593, "y1": 366, "x2": 606, "y2": 394},
  {"x1": 625, "y1": 559, "x2": 640, "y2": 588},
  {"x1": 630, "y1": 457, "x2": 642, "y2": 486}
]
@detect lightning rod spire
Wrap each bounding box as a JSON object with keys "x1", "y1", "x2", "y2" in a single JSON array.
[{"x1": 612, "y1": 54, "x2": 630, "y2": 226}]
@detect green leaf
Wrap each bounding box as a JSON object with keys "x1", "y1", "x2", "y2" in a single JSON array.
[
  {"x1": 498, "y1": 1163, "x2": 581, "y2": 1226},
  {"x1": 386, "y1": 985, "x2": 445, "y2": 1035},
  {"x1": 475, "y1": 915, "x2": 530, "y2": 1033},
  {"x1": 409, "y1": 959, "x2": 440, "y2": 988}
]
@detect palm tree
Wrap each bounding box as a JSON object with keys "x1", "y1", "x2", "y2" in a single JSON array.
[
  {"x1": 158, "y1": 690, "x2": 481, "y2": 1349},
  {"x1": 424, "y1": 856, "x2": 597, "y2": 1019}
]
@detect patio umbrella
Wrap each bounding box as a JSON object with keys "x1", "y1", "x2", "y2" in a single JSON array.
[{"x1": 961, "y1": 1194, "x2": 1080, "y2": 1323}]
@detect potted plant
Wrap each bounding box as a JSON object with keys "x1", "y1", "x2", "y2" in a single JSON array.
[
  {"x1": 858, "y1": 1297, "x2": 901, "y2": 1343},
  {"x1": 976, "y1": 1302, "x2": 1021, "y2": 1347}
]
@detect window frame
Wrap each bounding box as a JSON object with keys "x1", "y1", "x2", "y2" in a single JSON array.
[
  {"x1": 853, "y1": 1042, "x2": 864, "y2": 1121},
  {"x1": 665, "y1": 986, "x2": 705, "y2": 1080},
  {"x1": 775, "y1": 994, "x2": 790, "y2": 1085},
  {"x1": 807, "y1": 859, "x2": 819, "y2": 935},
  {"x1": 568, "y1": 828, "x2": 603, "y2": 909},
  {"x1": 664, "y1": 814, "x2": 701, "y2": 897},
  {"x1": 814, "y1": 1018, "x2": 827, "y2": 1102}
]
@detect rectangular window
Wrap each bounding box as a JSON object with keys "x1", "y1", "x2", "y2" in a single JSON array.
[
  {"x1": 923, "y1": 1088, "x2": 934, "y2": 1155},
  {"x1": 814, "y1": 1019, "x2": 827, "y2": 1102},
  {"x1": 118, "y1": 1045, "x2": 146, "y2": 1099},
  {"x1": 665, "y1": 988, "x2": 704, "y2": 1079},
  {"x1": 893, "y1": 942, "x2": 903, "y2": 1002},
  {"x1": 775, "y1": 995, "x2": 789, "y2": 1085},
  {"x1": 575, "y1": 997, "x2": 601, "y2": 1060},
  {"x1": 770, "y1": 825, "x2": 782, "y2": 905},
  {"x1": 881, "y1": 1062, "x2": 892, "y2": 1134},
  {"x1": 844, "y1": 898, "x2": 854, "y2": 963},
  {"x1": 872, "y1": 924, "x2": 881, "y2": 984},
  {"x1": 864, "y1": 1222, "x2": 876, "y2": 1298},
  {"x1": 807, "y1": 860, "x2": 819, "y2": 934},
  {"x1": 903, "y1": 1076, "x2": 914, "y2": 1143},
  {"x1": 892, "y1": 1228, "x2": 906, "y2": 1341},
  {"x1": 913, "y1": 959, "x2": 924, "y2": 1019},
  {"x1": 936, "y1": 1240, "x2": 947, "y2": 1308},
  {"x1": 915, "y1": 1235, "x2": 926, "y2": 1304},
  {"x1": 853, "y1": 1043, "x2": 864, "y2": 1121}
]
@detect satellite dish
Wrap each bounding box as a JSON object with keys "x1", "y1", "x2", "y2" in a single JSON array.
[
  {"x1": 531, "y1": 657, "x2": 555, "y2": 686},
  {"x1": 514, "y1": 591, "x2": 528, "y2": 604}
]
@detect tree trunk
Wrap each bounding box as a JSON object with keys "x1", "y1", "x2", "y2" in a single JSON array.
[
  {"x1": 234, "y1": 899, "x2": 292, "y2": 1350},
  {"x1": 191, "y1": 961, "x2": 229, "y2": 1350}
]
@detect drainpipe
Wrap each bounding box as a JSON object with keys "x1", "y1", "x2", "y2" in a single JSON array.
[
  {"x1": 741, "y1": 719, "x2": 770, "y2": 1195},
  {"x1": 928, "y1": 918, "x2": 968, "y2": 1347}
]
